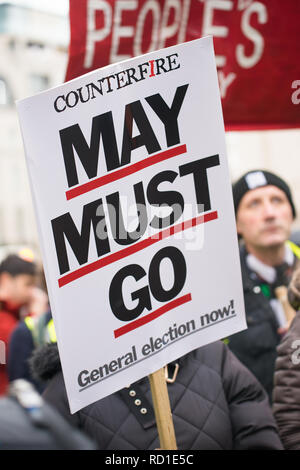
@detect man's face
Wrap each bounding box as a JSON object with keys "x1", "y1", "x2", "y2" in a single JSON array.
[
  {"x1": 236, "y1": 185, "x2": 294, "y2": 250},
  {"x1": 3, "y1": 273, "x2": 35, "y2": 307}
]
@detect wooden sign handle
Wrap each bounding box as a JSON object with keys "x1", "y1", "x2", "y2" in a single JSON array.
[{"x1": 148, "y1": 368, "x2": 177, "y2": 450}]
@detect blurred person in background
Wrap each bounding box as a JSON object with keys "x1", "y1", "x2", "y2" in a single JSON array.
[
  {"x1": 0, "y1": 379, "x2": 96, "y2": 450},
  {"x1": 0, "y1": 252, "x2": 46, "y2": 396},
  {"x1": 8, "y1": 265, "x2": 51, "y2": 392},
  {"x1": 273, "y1": 268, "x2": 300, "y2": 450},
  {"x1": 227, "y1": 170, "x2": 300, "y2": 403}
]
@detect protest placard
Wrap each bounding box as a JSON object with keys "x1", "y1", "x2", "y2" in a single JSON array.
[{"x1": 17, "y1": 36, "x2": 246, "y2": 414}]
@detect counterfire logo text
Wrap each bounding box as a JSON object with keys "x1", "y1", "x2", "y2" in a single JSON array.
[{"x1": 54, "y1": 53, "x2": 180, "y2": 112}]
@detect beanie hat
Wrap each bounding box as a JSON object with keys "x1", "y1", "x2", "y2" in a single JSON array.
[
  {"x1": 232, "y1": 170, "x2": 296, "y2": 218},
  {"x1": 288, "y1": 268, "x2": 300, "y2": 311},
  {"x1": 0, "y1": 254, "x2": 36, "y2": 277}
]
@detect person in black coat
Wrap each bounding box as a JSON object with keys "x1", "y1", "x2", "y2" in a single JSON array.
[
  {"x1": 30, "y1": 340, "x2": 283, "y2": 450},
  {"x1": 227, "y1": 170, "x2": 300, "y2": 402}
]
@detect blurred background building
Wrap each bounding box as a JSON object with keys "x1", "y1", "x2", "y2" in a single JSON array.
[
  {"x1": 0, "y1": 0, "x2": 299, "y2": 261},
  {"x1": 0, "y1": 0, "x2": 68, "y2": 259}
]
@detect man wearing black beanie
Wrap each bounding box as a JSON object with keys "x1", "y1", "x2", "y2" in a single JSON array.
[{"x1": 227, "y1": 170, "x2": 300, "y2": 403}]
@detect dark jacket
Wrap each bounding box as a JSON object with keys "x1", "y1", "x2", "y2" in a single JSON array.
[
  {"x1": 0, "y1": 385, "x2": 96, "y2": 450},
  {"x1": 8, "y1": 319, "x2": 35, "y2": 383},
  {"x1": 227, "y1": 246, "x2": 281, "y2": 402},
  {"x1": 8, "y1": 311, "x2": 52, "y2": 393},
  {"x1": 31, "y1": 341, "x2": 283, "y2": 450},
  {"x1": 0, "y1": 301, "x2": 20, "y2": 396},
  {"x1": 273, "y1": 312, "x2": 300, "y2": 450}
]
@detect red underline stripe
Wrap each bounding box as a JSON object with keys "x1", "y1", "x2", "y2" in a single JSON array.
[
  {"x1": 66, "y1": 144, "x2": 187, "y2": 200},
  {"x1": 58, "y1": 210, "x2": 218, "y2": 288},
  {"x1": 114, "y1": 293, "x2": 192, "y2": 339}
]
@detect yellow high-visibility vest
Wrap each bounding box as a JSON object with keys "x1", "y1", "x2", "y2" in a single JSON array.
[
  {"x1": 24, "y1": 316, "x2": 56, "y2": 346},
  {"x1": 286, "y1": 240, "x2": 300, "y2": 260}
]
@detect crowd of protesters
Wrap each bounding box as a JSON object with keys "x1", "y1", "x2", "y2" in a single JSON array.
[{"x1": 1, "y1": 169, "x2": 300, "y2": 450}]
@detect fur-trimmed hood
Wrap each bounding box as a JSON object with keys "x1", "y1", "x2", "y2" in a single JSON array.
[{"x1": 30, "y1": 343, "x2": 61, "y2": 383}]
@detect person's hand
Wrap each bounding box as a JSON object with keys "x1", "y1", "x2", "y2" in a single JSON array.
[{"x1": 277, "y1": 326, "x2": 288, "y2": 336}]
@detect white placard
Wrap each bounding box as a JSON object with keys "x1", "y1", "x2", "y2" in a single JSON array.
[{"x1": 17, "y1": 36, "x2": 246, "y2": 414}]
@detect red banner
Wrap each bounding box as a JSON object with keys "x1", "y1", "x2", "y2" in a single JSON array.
[{"x1": 65, "y1": 0, "x2": 300, "y2": 130}]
